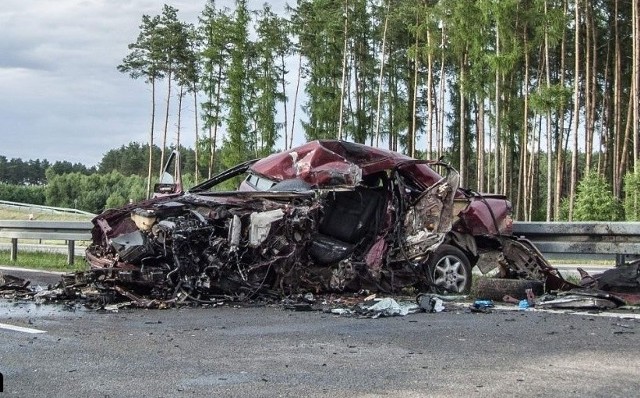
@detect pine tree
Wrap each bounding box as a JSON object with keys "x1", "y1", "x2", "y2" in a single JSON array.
[{"x1": 118, "y1": 14, "x2": 165, "y2": 198}]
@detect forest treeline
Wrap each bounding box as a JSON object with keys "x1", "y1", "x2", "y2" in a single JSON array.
[
  {"x1": 1, "y1": 0, "x2": 640, "y2": 221},
  {"x1": 0, "y1": 144, "x2": 204, "y2": 214}
]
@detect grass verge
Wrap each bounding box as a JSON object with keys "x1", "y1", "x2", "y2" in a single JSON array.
[
  {"x1": 0, "y1": 208, "x2": 93, "y2": 221},
  {"x1": 0, "y1": 250, "x2": 88, "y2": 272}
]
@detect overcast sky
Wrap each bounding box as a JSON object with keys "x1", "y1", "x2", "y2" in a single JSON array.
[{"x1": 0, "y1": 0, "x2": 290, "y2": 167}]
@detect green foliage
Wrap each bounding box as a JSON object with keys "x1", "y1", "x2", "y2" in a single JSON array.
[
  {"x1": 558, "y1": 197, "x2": 570, "y2": 221},
  {"x1": 253, "y1": 4, "x2": 290, "y2": 156},
  {"x1": 293, "y1": 0, "x2": 346, "y2": 141},
  {"x1": 623, "y1": 171, "x2": 640, "y2": 221},
  {"x1": 117, "y1": 13, "x2": 165, "y2": 83},
  {"x1": 529, "y1": 84, "x2": 572, "y2": 113},
  {"x1": 156, "y1": 5, "x2": 194, "y2": 89},
  {"x1": 0, "y1": 156, "x2": 48, "y2": 185},
  {"x1": 45, "y1": 171, "x2": 146, "y2": 213},
  {"x1": 221, "y1": 0, "x2": 254, "y2": 170},
  {"x1": 0, "y1": 183, "x2": 46, "y2": 204},
  {"x1": 99, "y1": 143, "x2": 161, "y2": 176},
  {"x1": 199, "y1": 4, "x2": 231, "y2": 128},
  {"x1": 0, "y1": 156, "x2": 94, "y2": 186},
  {"x1": 98, "y1": 141, "x2": 197, "y2": 181},
  {"x1": 1, "y1": 141, "x2": 206, "y2": 212},
  {"x1": 572, "y1": 172, "x2": 623, "y2": 221}
]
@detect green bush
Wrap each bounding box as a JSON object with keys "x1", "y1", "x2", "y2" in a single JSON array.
[
  {"x1": 45, "y1": 171, "x2": 146, "y2": 213},
  {"x1": 573, "y1": 172, "x2": 623, "y2": 221},
  {"x1": 624, "y1": 171, "x2": 640, "y2": 221},
  {"x1": 0, "y1": 183, "x2": 46, "y2": 204}
]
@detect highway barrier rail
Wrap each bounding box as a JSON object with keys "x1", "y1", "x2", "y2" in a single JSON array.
[
  {"x1": 513, "y1": 222, "x2": 640, "y2": 266},
  {"x1": 0, "y1": 199, "x2": 95, "y2": 216},
  {"x1": 0, "y1": 220, "x2": 639, "y2": 266},
  {"x1": 0, "y1": 220, "x2": 92, "y2": 265}
]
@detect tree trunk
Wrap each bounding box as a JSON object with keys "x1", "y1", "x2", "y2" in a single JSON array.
[
  {"x1": 619, "y1": 97, "x2": 633, "y2": 184},
  {"x1": 177, "y1": 86, "x2": 184, "y2": 149},
  {"x1": 584, "y1": 2, "x2": 596, "y2": 174},
  {"x1": 375, "y1": 1, "x2": 389, "y2": 147},
  {"x1": 598, "y1": 37, "x2": 611, "y2": 176},
  {"x1": 569, "y1": 0, "x2": 579, "y2": 221},
  {"x1": 584, "y1": 2, "x2": 591, "y2": 173},
  {"x1": 459, "y1": 55, "x2": 467, "y2": 186},
  {"x1": 477, "y1": 96, "x2": 485, "y2": 193},
  {"x1": 519, "y1": 32, "x2": 530, "y2": 221},
  {"x1": 427, "y1": 30, "x2": 433, "y2": 159},
  {"x1": 160, "y1": 69, "x2": 173, "y2": 178},
  {"x1": 494, "y1": 27, "x2": 501, "y2": 194},
  {"x1": 337, "y1": 0, "x2": 349, "y2": 141},
  {"x1": 290, "y1": 52, "x2": 302, "y2": 150},
  {"x1": 527, "y1": 115, "x2": 541, "y2": 221},
  {"x1": 527, "y1": 116, "x2": 542, "y2": 221},
  {"x1": 147, "y1": 78, "x2": 156, "y2": 199},
  {"x1": 634, "y1": 0, "x2": 640, "y2": 172},
  {"x1": 411, "y1": 15, "x2": 419, "y2": 158},
  {"x1": 613, "y1": 0, "x2": 622, "y2": 197},
  {"x1": 193, "y1": 82, "x2": 199, "y2": 184},
  {"x1": 544, "y1": 0, "x2": 553, "y2": 221},
  {"x1": 206, "y1": 62, "x2": 214, "y2": 179},
  {"x1": 554, "y1": 0, "x2": 568, "y2": 220},
  {"x1": 438, "y1": 24, "x2": 446, "y2": 159},
  {"x1": 209, "y1": 64, "x2": 223, "y2": 179},
  {"x1": 280, "y1": 53, "x2": 289, "y2": 152}
]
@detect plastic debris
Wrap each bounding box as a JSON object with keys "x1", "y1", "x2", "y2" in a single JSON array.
[
  {"x1": 416, "y1": 293, "x2": 446, "y2": 313},
  {"x1": 358, "y1": 298, "x2": 419, "y2": 318},
  {"x1": 469, "y1": 299, "x2": 494, "y2": 313},
  {"x1": 330, "y1": 308, "x2": 354, "y2": 316},
  {"x1": 473, "y1": 300, "x2": 494, "y2": 309},
  {"x1": 518, "y1": 299, "x2": 529, "y2": 310},
  {"x1": 432, "y1": 298, "x2": 445, "y2": 312}
]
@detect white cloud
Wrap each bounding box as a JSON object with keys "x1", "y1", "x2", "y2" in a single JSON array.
[{"x1": 0, "y1": 1, "x2": 219, "y2": 166}]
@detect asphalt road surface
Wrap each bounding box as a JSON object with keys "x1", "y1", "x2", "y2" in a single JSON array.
[{"x1": 1, "y1": 271, "x2": 640, "y2": 397}]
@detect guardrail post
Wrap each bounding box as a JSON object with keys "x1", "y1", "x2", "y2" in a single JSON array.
[
  {"x1": 615, "y1": 254, "x2": 626, "y2": 267},
  {"x1": 67, "y1": 240, "x2": 75, "y2": 266},
  {"x1": 10, "y1": 238, "x2": 17, "y2": 261}
]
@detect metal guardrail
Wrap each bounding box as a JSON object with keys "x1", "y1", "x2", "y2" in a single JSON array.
[
  {"x1": 1, "y1": 220, "x2": 639, "y2": 266},
  {"x1": 512, "y1": 222, "x2": 640, "y2": 266},
  {"x1": 0, "y1": 200, "x2": 96, "y2": 216},
  {"x1": 0, "y1": 221, "x2": 93, "y2": 265}
]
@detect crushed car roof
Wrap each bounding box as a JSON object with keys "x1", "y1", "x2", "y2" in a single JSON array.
[{"x1": 249, "y1": 140, "x2": 442, "y2": 188}]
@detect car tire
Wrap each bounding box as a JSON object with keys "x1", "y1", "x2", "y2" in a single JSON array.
[
  {"x1": 474, "y1": 277, "x2": 544, "y2": 301},
  {"x1": 425, "y1": 244, "x2": 472, "y2": 293}
]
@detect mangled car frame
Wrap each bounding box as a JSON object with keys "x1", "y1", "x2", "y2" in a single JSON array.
[{"x1": 85, "y1": 140, "x2": 567, "y2": 303}]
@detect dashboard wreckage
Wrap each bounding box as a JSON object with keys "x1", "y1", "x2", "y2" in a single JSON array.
[{"x1": 72, "y1": 140, "x2": 571, "y2": 307}]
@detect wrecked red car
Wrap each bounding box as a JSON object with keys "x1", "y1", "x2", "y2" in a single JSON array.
[{"x1": 85, "y1": 140, "x2": 564, "y2": 303}]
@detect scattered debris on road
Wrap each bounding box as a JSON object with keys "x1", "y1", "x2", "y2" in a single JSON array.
[
  {"x1": 0, "y1": 273, "x2": 31, "y2": 292},
  {"x1": 1, "y1": 263, "x2": 640, "y2": 315}
]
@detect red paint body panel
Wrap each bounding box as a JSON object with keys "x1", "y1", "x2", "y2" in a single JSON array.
[
  {"x1": 250, "y1": 140, "x2": 509, "y2": 235},
  {"x1": 455, "y1": 197, "x2": 513, "y2": 236},
  {"x1": 250, "y1": 140, "x2": 442, "y2": 187}
]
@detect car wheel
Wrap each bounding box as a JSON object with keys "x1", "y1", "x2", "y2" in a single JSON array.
[{"x1": 426, "y1": 244, "x2": 472, "y2": 293}]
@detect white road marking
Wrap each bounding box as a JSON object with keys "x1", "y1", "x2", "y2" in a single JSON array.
[
  {"x1": 491, "y1": 304, "x2": 640, "y2": 319},
  {"x1": 0, "y1": 322, "x2": 46, "y2": 334}
]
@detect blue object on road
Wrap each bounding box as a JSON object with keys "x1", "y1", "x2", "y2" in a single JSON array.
[{"x1": 473, "y1": 300, "x2": 494, "y2": 309}]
